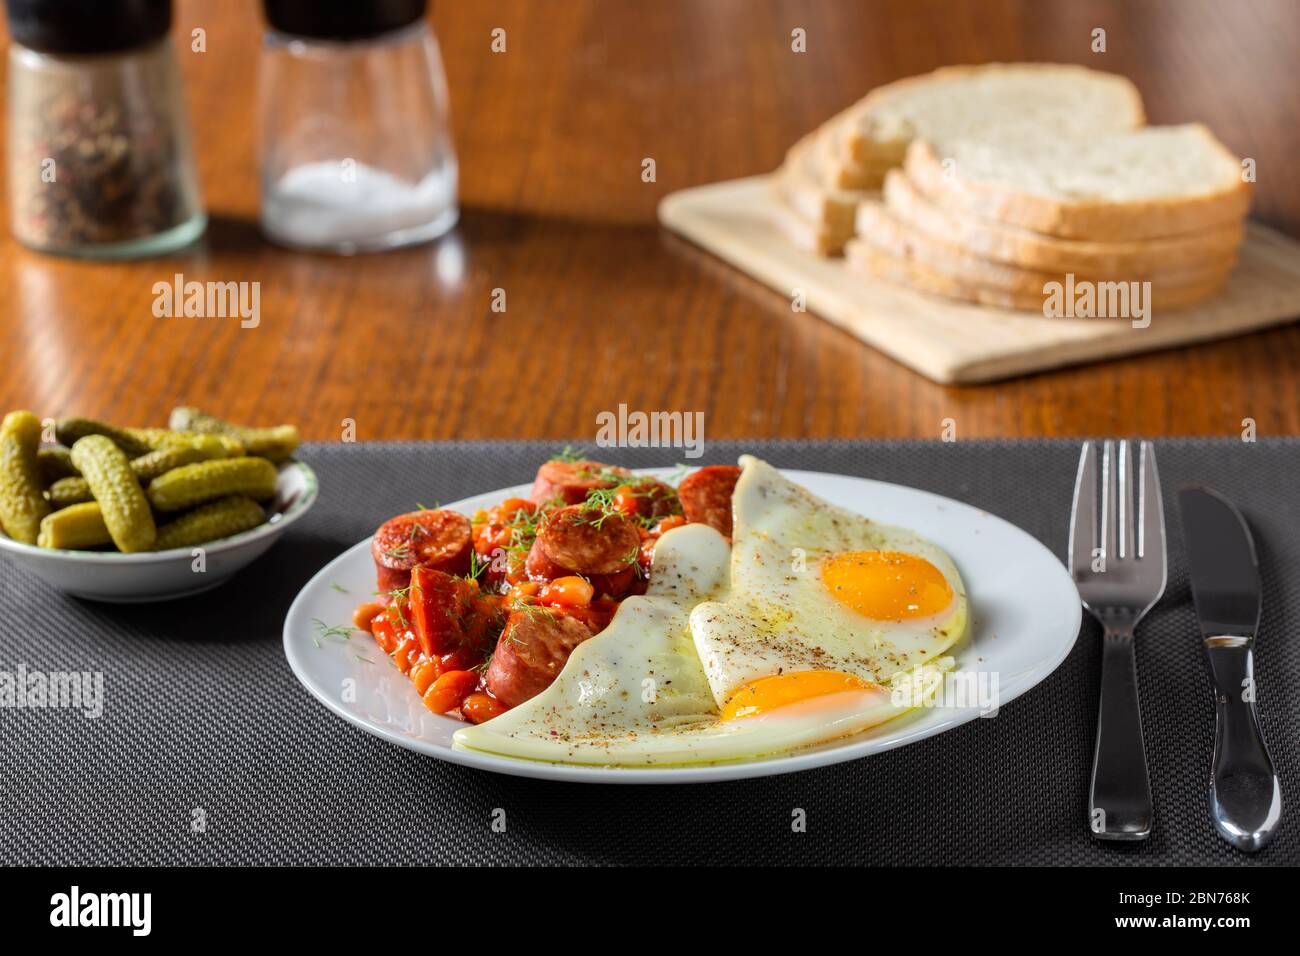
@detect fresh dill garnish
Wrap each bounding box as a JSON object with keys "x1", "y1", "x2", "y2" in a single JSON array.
[
  {"x1": 312, "y1": 618, "x2": 355, "y2": 642},
  {"x1": 550, "y1": 446, "x2": 587, "y2": 464},
  {"x1": 502, "y1": 505, "x2": 545, "y2": 559},
  {"x1": 465, "y1": 548, "x2": 490, "y2": 582},
  {"x1": 330, "y1": 582, "x2": 348, "y2": 594},
  {"x1": 354, "y1": 654, "x2": 374, "y2": 664}
]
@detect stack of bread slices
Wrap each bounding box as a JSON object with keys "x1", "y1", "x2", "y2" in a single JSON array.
[{"x1": 771, "y1": 64, "x2": 1250, "y2": 312}]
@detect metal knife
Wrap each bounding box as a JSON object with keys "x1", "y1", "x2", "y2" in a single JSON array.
[{"x1": 1178, "y1": 486, "x2": 1282, "y2": 852}]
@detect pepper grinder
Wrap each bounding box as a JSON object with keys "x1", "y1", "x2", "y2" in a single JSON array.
[
  {"x1": 4, "y1": 0, "x2": 206, "y2": 258},
  {"x1": 258, "y1": 0, "x2": 458, "y2": 253}
]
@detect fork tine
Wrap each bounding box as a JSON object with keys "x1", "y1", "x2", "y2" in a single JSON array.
[
  {"x1": 1102, "y1": 440, "x2": 1117, "y2": 567},
  {"x1": 1138, "y1": 440, "x2": 1165, "y2": 567},
  {"x1": 1069, "y1": 441, "x2": 1098, "y2": 574},
  {"x1": 1117, "y1": 440, "x2": 1135, "y2": 560}
]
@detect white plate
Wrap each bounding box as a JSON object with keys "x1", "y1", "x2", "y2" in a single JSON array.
[{"x1": 283, "y1": 468, "x2": 1081, "y2": 783}]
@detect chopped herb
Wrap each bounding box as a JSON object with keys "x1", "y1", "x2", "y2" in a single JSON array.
[
  {"x1": 312, "y1": 618, "x2": 356, "y2": 642},
  {"x1": 550, "y1": 446, "x2": 587, "y2": 463},
  {"x1": 330, "y1": 582, "x2": 348, "y2": 594},
  {"x1": 465, "y1": 548, "x2": 490, "y2": 582}
]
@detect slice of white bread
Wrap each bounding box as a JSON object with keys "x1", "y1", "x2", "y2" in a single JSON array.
[
  {"x1": 844, "y1": 239, "x2": 1228, "y2": 313},
  {"x1": 773, "y1": 134, "x2": 877, "y2": 252},
  {"x1": 855, "y1": 199, "x2": 1236, "y2": 294},
  {"x1": 772, "y1": 63, "x2": 1147, "y2": 256},
  {"x1": 769, "y1": 184, "x2": 846, "y2": 256},
  {"x1": 905, "y1": 125, "x2": 1250, "y2": 240},
  {"x1": 832, "y1": 63, "x2": 1145, "y2": 169},
  {"x1": 814, "y1": 122, "x2": 893, "y2": 190},
  {"x1": 882, "y1": 170, "x2": 1244, "y2": 274}
]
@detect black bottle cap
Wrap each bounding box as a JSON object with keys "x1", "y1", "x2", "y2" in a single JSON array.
[
  {"x1": 263, "y1": 0, "x2": 427, "y2": 41},
  {"x1": 4, "y1": 0, "x2": 172, "y2": 55}
]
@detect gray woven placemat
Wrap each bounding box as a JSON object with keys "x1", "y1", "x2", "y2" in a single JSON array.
[{"x1": 1, "y1": 439, "x2": 1296, "y2": 866}]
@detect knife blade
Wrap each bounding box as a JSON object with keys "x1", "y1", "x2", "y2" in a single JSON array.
[
  {"x1": 1177, "y1": 485, "x2": 1281, "y2": 852},
  {"x1": 1179, "y1": 486, "x2": 1261, "y2": 638}
]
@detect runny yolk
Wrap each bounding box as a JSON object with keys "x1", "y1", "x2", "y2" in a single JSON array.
[
  {"x1": 820, "y1": 549, "x2": 953, "y2": 620},
  {"x1": 720, "y1": 670, "x2": 878, "y2": 721}
]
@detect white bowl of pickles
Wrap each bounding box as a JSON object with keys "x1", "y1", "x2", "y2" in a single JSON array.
[{"x1": 0, "y1": 407, "x2": 317, "y2": 602}]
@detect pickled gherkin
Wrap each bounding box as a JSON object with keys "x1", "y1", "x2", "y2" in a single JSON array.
[
  {"x1": 147, "y1": 456, "x2": 279, "y2": 512},
  {"x1": 37, "y1": 447, "x2": 79, "y2": 483},
  {"x1": 0, "y1": 410, "x2": 51, "y2": 544},
  {"x1": 55, "y1": 417, "x2": 153, "y2": 457},
  {"x1": 130, "y1": 444, "x2": 207, "y2": 482},
  {"x1": 228, "y1": 425, "x2": 297, "y2": 462},
  {"x1": 46, "y1": 476, "x2": 93, "y2": 509},
  {"x1": 125, "y1": 428, "x2": 244, "y2": 458},
  {"x1": 168, "y1": 406, "x2": 231, "y2": 435},
  {"x1": 154, "y1": 496, "x2": 266, "y2": 551},
  {"x1": 70, "y1": 435, "x2": 157, "y2": 552},
  {"x1": 37, "y1": 502, "x2": 112, "y2": 550},
  {"x1": 169, "y1": 406, "x2": 299, "y2": 463},
  {"x1": 46, "y1": 444, "x2": 207, "y2": 508}
]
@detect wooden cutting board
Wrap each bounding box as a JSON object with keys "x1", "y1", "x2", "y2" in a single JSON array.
[{"x1": 658, "y1": 176, "x2": 1300, "y2": 384}]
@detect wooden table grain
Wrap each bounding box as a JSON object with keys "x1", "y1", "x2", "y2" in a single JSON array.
[{"x1": 1, "y1": 0, "x2": 1298, "y2": 443}]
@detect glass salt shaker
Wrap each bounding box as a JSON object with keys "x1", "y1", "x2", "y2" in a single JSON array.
[
  {"x1": 4, "y1": 0, "x2": 206, "y2": 258},
  {"x1": 258, "y1": 0, "x2": 458, "y2": 253}
]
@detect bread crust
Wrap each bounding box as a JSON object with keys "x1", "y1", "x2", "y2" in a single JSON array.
[
  {"x1": 905, "y1": 132, "x2": 1251, "y2": 241},
  {"x1": 775, "y1": 134, "x2": 876, "y2": 233},
  {"x1": 769, "y1": 182, "x2": 848, "y2": 255},
  {"x1": 855, "y1": 199, "x2": 1236, "y2": 293},
  {"x1": 883, "y1": 170, "x2": 1244, "y2": 274},
  {"x1": 844, "y1": 239, "x2": 1228, "y2": 313},
  {"x1": 838, "y1": 63, "x2": 1146, "y2": 166}
]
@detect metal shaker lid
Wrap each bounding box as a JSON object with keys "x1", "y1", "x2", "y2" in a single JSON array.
[
  {"x1": 4, "y1": 0, "x2": 172, "y2": 54},
  {"x1": 262, "y1": 0, "x2": 428, "y2": 41}
]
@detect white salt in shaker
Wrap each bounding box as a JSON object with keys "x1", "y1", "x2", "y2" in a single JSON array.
[{"x1": 258, "y1": 0, "x2": 458, "y2": 253}]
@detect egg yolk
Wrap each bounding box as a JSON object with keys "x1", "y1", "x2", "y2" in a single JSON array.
[
  {"x1": 820, "y1": 549, "x2": 953, "y2": 620},
  {"x1": 720, "y1": 670, "x2": 878, "y2": 720}
]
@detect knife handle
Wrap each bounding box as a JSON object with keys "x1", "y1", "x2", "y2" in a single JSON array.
[
  {"x1": 1089, "y1": 627, "x2": 1153, "y2": 841},
  {"x1": 1204, "y1": 639, "x2": 1282, "y2": 852}
]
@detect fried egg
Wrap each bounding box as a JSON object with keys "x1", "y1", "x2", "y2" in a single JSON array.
[
  {"x1": 689, "y1": 456, "x2": 968, "y2": 715},
  {"x1": 453, "y1": 462, "x2": 961, "y2": 767}
]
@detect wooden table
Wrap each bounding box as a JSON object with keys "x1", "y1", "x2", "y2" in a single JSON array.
[{"x1": 2, "y1": 0, "x2": 1298, "y2": 442}]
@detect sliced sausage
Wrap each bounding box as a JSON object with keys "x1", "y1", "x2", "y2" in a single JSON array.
[
  {"x1": 529, "y1": 459, "x2": 628, "y2": 506},
  {"x1": 372, "y1": 509, "x2": 472, "y2": 595},
  {"x1": 524, "y1": 536, "x2": 567, "y2": 582},
  {"x1": 535, "y1": 504, "x2": 641, "y2": 575},
  {"x1": 677, "y1": 465, "x2": 741, "y2": 537},
  {"x1": 616, "y1": 477, "x2": 681, "y2": 519},
  {"x1": 525, "y1": 535, "x2": 637, "y2": 600},
  {"x1": 486, "y1": 608, "x2": 592, "y2": 707}
]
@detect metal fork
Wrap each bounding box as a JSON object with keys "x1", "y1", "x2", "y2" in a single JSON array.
[{"x1": 1069, "y1": 440, "x2": 1168, "y2": 841}]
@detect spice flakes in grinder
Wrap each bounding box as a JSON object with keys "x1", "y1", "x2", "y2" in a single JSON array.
[{"x1": 4, "y1": 0, "x2": 206, "y2": 258}]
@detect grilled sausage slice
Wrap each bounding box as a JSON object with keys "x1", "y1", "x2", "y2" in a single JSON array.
[
  {"x1": 486, "y1": 608, "x2": 593, "y2": 707},
  {"x1": 529, "y1": 459, "x2": 627, "y2": 506},
  {"x1": 677, "y1": 465, "x2": 741, "y2": 537},
  {"x1": 372, "y1": 509, "x2": 472, "y2": 595},
  {"x1": 535, "y1": 504, "x2": 640, "y2": 575}
]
